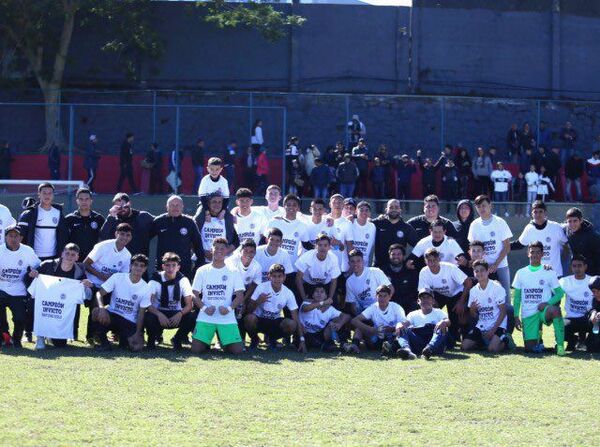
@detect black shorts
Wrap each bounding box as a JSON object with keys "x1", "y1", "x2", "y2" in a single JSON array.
[
  {"x1": 464, "y1": 327, "x2": 506, "y2": 349},
  {"x1": 256, "y1": 317, "x2": 285, "y2": 340},
  {"x1": 107, "y1": 312, "x2": 137, "y2": 344},
  {"x1": 304, "y1": 330, "x2": 325, "y2": 348}
]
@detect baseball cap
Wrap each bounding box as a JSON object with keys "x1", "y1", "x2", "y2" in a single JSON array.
[
  {"x1": 343, "y1": 198, "x2": 356, "y2": 207},
  {"x1": 417, "y1": 288, "x2": 434, "y2": 298},
  {"x1": 589, "y1": 276, "x2": 600, "y2": 290},
  {"x1": 4, "y1": 225, "x2": 21, "y2": 236}
]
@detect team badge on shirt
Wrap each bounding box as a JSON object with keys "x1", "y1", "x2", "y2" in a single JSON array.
[
  {"x1": 18, "y1": 260, "x2": 23, "y2": 266},
  {"x1": 366, "y1": 279, "x2": 370, "y2": 285},
  {"x1": 365, "y1": 233, "x2": 370, "y2": 239},
  {"x1": 546, "y1": 237, "x2": 551, "y2": 242},
  {"x1": 222, "y1": 275, "x2": 228, "y2": 281},
  {"x1": 490, "y1": 231, "x2": 495, "y2": 237},
  {"x1": 584, "y1": 291, "x2": 590, "y2": 297},
  {"x1": 91, "y1": 221, "x2": 98, "y2": 229},
  {"x1": 294, "y1": 232, "x2": 299, "y2": 237},
  {"x1": 397, "y1": 230, "x2": 404, "y2": 238},
  {"x1": 118, "y1": 261, "x2": 123, "y2": 266},
  {"x1": 442, "y1": 279, "x2": 447, "y2": 284},
  {"x1": 60, "y1": 293, "x2": 66, "y2": 300},
  {"x1": 132, "y1": 294, "x2": 138, "y2": 301},
  {"x1": 52, "y1": 217, "x2": 58, "y2": 224},
  {"x1": 180, "y1": 227, "x2": 188, "y2": 236},
  {"x1": 488, "y1": 297, "x2": 492, "y2": 303},
  {"x1": 250, "y1": 223, "x2": 255, "y2": 229},
  {"x1": 539, "y1": 279, "x2": 545, "y2": 285}
]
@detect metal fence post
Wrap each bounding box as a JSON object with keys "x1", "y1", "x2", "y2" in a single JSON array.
[
  {"x1": 282, "y1": 107, "x2": 287, "y2": 196},
  {"x1": 440, "y1": 97, "x2": 445, "y2": 152},
  {"x1": 175, "y1": 106, "x2": 180, "y2": 195},
  {"x1": 345, "y1": 95, "x2": 350, "y2": 150},
  {"x1": 68, "y1": 105, "x2": 74, "y2": 183},
  {"x1": 152, "y1": 90, "x2": 157, "y2": 143},
  {"x1": 536, "y1": 99, "x2": 541, "y2": 146},
  {"x1": 249, "y1": 92, "x2": 254, "y2": 144}
]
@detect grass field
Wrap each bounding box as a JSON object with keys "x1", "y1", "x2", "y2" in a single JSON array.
[{"x1": 2, "y1": 324, "x2": 600, "y2": 447}]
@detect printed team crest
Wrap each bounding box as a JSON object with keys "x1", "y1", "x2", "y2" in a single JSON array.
[
  {"x1": 250, "y1": 223, "x2": 255, "y2": 229},
  {"x1": 539, "y1": 279, "x2": 545, "y2": 285},
  {"x1": 180, "y1": 227, "x2": 188, "y2": 236},
  {"x1": 18, "y1": 260, "x2": 23, "y2": 266},
  {"x1": 222, "y1": 275, "x2": 228, "y2": 281},
  {"x1": 336, "y1": 227, "x2": 341, "y2": 233},
  {"x1": 441, "y1": 279, "x2": 447, "y2": 284},
  {"x1": 324, "y1": 271, "x2": 329, "y2": 277},
  {"x1": 131, "y1": 294, "x2": 138, "y2": 301},
  {"x1": 488, "y1": 297, "x2": 492, "y2": 303},
  {"x1": 584, "y1": 291, "x2": 590, "y2": 297},
  {"x1": 294, "y1": 232, "x2": 299, "y2": 237},
  {"x1": 52, "y1": 217, "x2": 58, "y2": 224},
  {"x1": 396, "y1": 230, "x2": 404, "y2": 238},
  {"x1": 60, "y1": 293, "x2": 66, "y2": 300},
  {"x1": 365, "y1": 233, "x2": 370, "y2": 239},
  {"x1": 118, "y1": 261, "x2": 123, "y2": 266},
  {"x1": 366, "y1": 279, "x2": 370, "y2": 285},
  {"x1": 90, "y1": 221, "x2": 98, "y2": 230},
  {"x1": 546, "y1": 237, "x2": 551, "y2": 243},
  {"x1": 490, "y1": 231, "x2": 496, "y2": 237}
]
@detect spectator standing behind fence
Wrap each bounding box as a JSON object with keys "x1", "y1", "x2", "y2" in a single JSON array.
[
  {"x1": 455, "y1": 148, "x2": 472, "y2": 199},
  {"x1": 525, "y1": 165, "x2": 539, "y2": 211},
  {"x1": 441, "y1": 158, "x2": 459, "y2": 212},
  {"x1": 536, "y1": 166, "x2": 554, "y2": 202},
  {"x1": 255, "y1": 147, "x2": 269, "y2": 195},
  {"x1": 48, "y1": 143, "x2": 60, "y2": 180},
  {"x1": 394, "y1": 154, "x2": 417, "y2": 210},
  {"x1": 223, "y1": 141, "x2": 237, "y2": 193},
  {"x1": 310, "y1": 158, "x2": 331, "y2": 199},
  {"x1": 243, "y1": 146, "x2": 257, "y2": 191},
  {"x1": 0, "y1": 140, "x2": 13, "y2": 181},
  {"x1": 84, "y1": 135, "x2": 100, "y2": 191},
  {"x1": 471, "y1": 147, "x2": 492, "y2": 196},
  {"x1": 565, "y1": 152, "x2": 584, "y2": 202},
  {"x1": 191, "y1": 138, "x2": 205, "y2": 194},
  {"x1": 586, "y1": 151, "x2": 600, "y2": 199},
  {"x1": 375, "y1": 144, "x2": 392, "y2": 178},
  {"x1": 416, "y1": 149, "x2": 442, "y2": 197},
  {"x1": 560, "y1": 121, "x2": 577, "y2": 164},
  {"x1": 370, "y1": 157, "x2": 386, "y2": 200},
  {"x1": 251, "y1": 119, "x2": 263, "y2": 155},
  {"x1": 336, "y1": 153, "x2": 359, "y2": 198},
  {"x1": 347, "y1": 114, "x2": 366, "y2": 148},
  {"x1": 490, "y1": 161, "x2": 512, "y2": 217},
  {"x1": 351, "y1": 138, "x2": 369, "y2": 197},
  {"x1": 304, "y1": 144, "x2": 320, "y2": 178},
  {"x1": 143, "y1": 143, "x2": 163, "y2": 195},
  {"x1": 285, "y1": 136, "x2": 300, "y2": 185},
  {"x1": 538, "y1": 121, "x2": 552, "y2": 150},
  {"x1": 288, "y1": 158, "x2": 304, "y2": 196},
  {"x1": 117, "y1": 133, "x2": 138, "y2": 193},
  {"x1": 519, "y1": 123, "x2": 535, "y2": 155},
  {"x1": 506, "y1": 123, "x2": 520, "y2": 162},
  {"x1": 167, "y1": 148, "x2": 183, "y2": 194}
]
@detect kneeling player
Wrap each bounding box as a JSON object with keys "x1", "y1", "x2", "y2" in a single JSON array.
[
  {"x1": 245, "y1": 264, "x2": 306, "y2": 352},
  {"x1": 349, "y1": 285, "x2": 408, "y2": 356},
  {"x1": 462, "y1": 260, "x2": 509, "y2": 353},
  {"x1": 145, "y1": 252, "x2": 196, "y2": 350},
  {"x1": 559, "y1": 256, "x2": 592, "y2": 351},
  {"x1": 92, "y1": 254, "x2": 152, "y2": 352},
  {"x1": 586, "y1": 277, "x2": 600, "y2": 353},
  {"x1": 299, "y1": 284, "x2": 350, "y2": 351},
  {"x1": 395, "y1": 288, "x2": 450, "y2": 360}
]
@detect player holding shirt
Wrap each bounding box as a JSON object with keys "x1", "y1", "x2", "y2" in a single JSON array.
[
  {"x1": 191, "y1": 238, "x2": 245, "y2": 355},
  {"x1": 417, "y1": 248, "x2": 472, "y2": 343},
  {"x1": 232, "y1": 188, "x2": 267, "y2": 245},
  {"x1": 462, "y1": 260, "x2": 509, "y2": 353},
  {"x1": 244, "y1": 263, "x2": 306, "y2": 352},
  {"x1": 295, "y1": 233, "x2": 341, "y2": 304},
  {"x1": 346, "y1": 201, "x2": 376, "y2": 263},
  {"x1": 408, "y1": 219, "x2": 463, "y2": 268},
  {"x1": 255, "y1": 228, "x2": 294, "y2": 283},
  {"x1": 92, "y1": 254, "x2": 152, "y2": 352},
  {"x1": 512, "y1": 241, "x2": 566, "y2": 355},
  {"x1": 195, "y1": 193, "x2": 238, "y2": 262},
  {"x1": 145, "y1": 252, "x2": 196, "y2": 351},
  {"x1": 345, "y1": 249, "x2": 393, "y2": 316},
  {"x1": 299, "y1": 284, "x2": 350, "y2": 351},
  {"x1": 559, "y1": 256, "x2": 592, "y2": 351},
  {"x1": 348, "y1": 285, "x2": 408, "y2": 356}
]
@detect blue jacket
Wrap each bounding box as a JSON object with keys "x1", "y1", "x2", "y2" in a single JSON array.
[{"x1": 309, "y1": 164, "x2": 331, "y2": 188}]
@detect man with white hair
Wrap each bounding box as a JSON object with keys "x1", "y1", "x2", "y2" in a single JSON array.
[{"x1": 151, "y1": 195, "x2": 203, "y2": 278}]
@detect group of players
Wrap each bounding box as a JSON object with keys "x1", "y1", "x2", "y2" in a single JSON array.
[{"x1": 1, "y1": 156, "x2": 600, "y2": 359}]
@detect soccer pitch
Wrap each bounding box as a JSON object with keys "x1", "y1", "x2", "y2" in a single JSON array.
[{"x1": 2, "y1": 331, "x2": 599, "y2": 446}]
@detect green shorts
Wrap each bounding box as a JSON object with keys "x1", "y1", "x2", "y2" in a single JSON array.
[
  {"x1": 193, "y1": 321, "x2": 242, "y2": 346},
  {"x1": 522, "y1": 308, "x2": 551, "y2": 342}
]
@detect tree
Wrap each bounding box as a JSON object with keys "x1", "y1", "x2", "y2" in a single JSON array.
[{"x1": 0, "y1": 0, "x2": 304, "y2": 149}]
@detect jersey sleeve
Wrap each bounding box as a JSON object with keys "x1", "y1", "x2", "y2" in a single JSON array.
[
  {"x1": 281, "y1": 252, "x2": 294, "y2": 274},
  {"x1": 518, "y1": 225, "x2": 531, "y2": 245},
  {"x1": 327, "y1": 306, "x2": 341, "y2": 320},
  {"x1": 417, "y1": 269, "x2": 428, "y2": 290},
  {"x1": 434, "y1": 308, "x2": 448, "y2": 321},
  {"x1": 198, "y1": 176, "x2": 209, "y2": 196},
  {"x1": 250, "y1": 283, "x2": 263, "y2": 302},
  {"x1": 450, "y1": 265, "x2": 468, "y2": 285},
  {"x1": 375, "y1": 268, "x2": 392, "y2": 287},
  {"x1": 345, "y1": 280, "x2": 357, "y2": 303},
  {"x1": 360, "y1": 305, "x2": 373, "y2": 320},
  {"x1": 101, "y1": 274, "x2": 116, "y2": 293},
  {"x1": 449, "y1": 239, "x2": 464, "y2": 257},
  {"x1": 467, "y1": 222, "x2": 475, "y2": 243},
  {"x1": 87, "y1": 242, "x2": 102, "y2": 262},
  {"x1": 467, "y1": 290, "x2": 475, "y2": 307},
  {"x1": 549, "y1": 272, "x2": 561, "y2": 290},
  {"x1": 180, "y1": 277, "x2": 193, "y2": 297},
  {"x1": 139, "y1": 285, "x2": 153, "y2": 309},
  {"x1": 28, "y1": 249, "x2": 41, "y2": 269},
  {"x1": 285, "y1": 290, "x2": 298, "y2": 311},
  {"x1": 232, "y1": 271, "x2": 245, "y2": 293},
  {"x1": 250, "y1": 264, "x2": 262, "y2": 285},
  {"x1": 494, "y1": 282, "x2": 506, "y2": 305},
  {"x1": 499, "y1": 218, "x2": 513, "y2": 240},
  {"x1": 295, "y1": 252, "x2": 310, "y2": 273},
  {"x1": 511, "y1": 270, "x2": 521, "y2": 290},
  {"x1": 119, "y1": 251, "x2": 131, "y2": 273},
  {"x1": 191, "y1": 269, "x2": 204, "y2": 292},
  {"x1": 411, "y1": 239, "x2": 426, "y2": 258},
  {"x1": 329, "y1": 256, "x2": 342, "y2": 279}
]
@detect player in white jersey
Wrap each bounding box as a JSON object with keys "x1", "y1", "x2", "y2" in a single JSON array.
[
  {"x1": 559, "y1": 256, "x2": 592, "y2": 351},
  {"x1": 327, "y1": 195, "x2": 352, "y2": 271},
  {"x1": 462, "y1": 260, "x2": 509, "y2": 353},
  {"x1": 408, "y1": 219, "x2": 464, "y2": 268},
  {"x1": 92, "y1": 254, "x2": 152, "y2": 352},
  {"x1": 512, "y1": 241, "x2": 565, "y2": 355},
  {"x1": 255, "y1": 228, "x2": 294, "y2": 283},
  {"x1": 513, "y1": 200, "x2": 568, "y2": 277},
  {"x1": 345, "y1": 249, "x2": 393, "y2": 316},
  {"x1": 417, "y1": 247, "x2": 472, "y2": 344},
  {"x1": 348, "y1": 285, "x2": 408, "y2": 356},
  {"x1": 0, "y1": 203, "x2": 16, "y2": 246},
  {"x1": 304, "y1": 198, "x2": 335, "y2": 245},
  {"x1": 295, "y1": 233, "x2": 341, "y2": 304},
  {"x1": 346, "y1": 201, "x2": 376, "y2": 264},
  {"x1": 232, "y1": 188, "x2": 267, "y2": 245},
  {"x1": 244, "y1": 263, "x2": 306, "y2": 352},
  {"x1": 254, "y1": 184, "x2": 285, "y2": 221}
]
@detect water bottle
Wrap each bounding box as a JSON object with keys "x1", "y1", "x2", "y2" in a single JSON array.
[
  {"x1": 593, "y1": 321, "x2": 600, "y2": 335},
  {"x1": 331, "y1": 329, "x2": 339, "y2": 343}
]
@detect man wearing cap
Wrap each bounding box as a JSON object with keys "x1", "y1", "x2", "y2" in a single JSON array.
[
  {"x1": 0, "y1": 226, "x2": 40, "y2": 347},
  {"x1": 100, "y1": 193, "x2": 154, "y2": 257},
  {"x1": 152, "y1": 195, "x2": 203, "y2": 278},
  {"x1": 372, "y1": 199, "x2": 418, "y2": 268},
  {"x1": 85, "y1": 134, "x2": 100, "y2": 191}
]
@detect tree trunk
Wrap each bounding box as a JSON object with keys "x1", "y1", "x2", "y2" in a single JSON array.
[{"x1": 41, "y1": 83, "x2": 63, "y2": 149}]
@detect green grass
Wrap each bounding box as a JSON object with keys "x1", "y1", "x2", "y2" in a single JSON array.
[{"x1": 2, "y1": 326, "x2": 600, "y2": 446}]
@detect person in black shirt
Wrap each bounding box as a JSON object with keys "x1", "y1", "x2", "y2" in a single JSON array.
[
  {"x1": 407, "y1": 194, "x2": 459, "y2": 241},
  {"x1": 151, "y1": 195, "x2": 203, "y2": 278},
  {"x1": 100, "y1": 193, "x2": 154, "y2": 257},
  {"x1": 116, "y1": 132, "x2": 138, "y2": 192},
  {"x1": 452, "y1": 199, "x2": 475, "y2": 253},
  {"x1": 65, "y1": 188, "x2": 105, "y2": 261},
  {"x1": 192, "y1": 138, "x2": 205, "y2": 194},
  {"x1": 565, "y1": 207, "x2": 600, "y2": 276},
  {"x1": 380, "y1": 244, "x2": 418, "y2": 313},
  {"x1": 371, "y1": 199, "x2": 418, "y2": 268}
]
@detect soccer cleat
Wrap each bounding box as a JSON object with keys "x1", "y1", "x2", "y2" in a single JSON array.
[
  {"x1": 556, "y1": 345, "x2": 566, "y2": 356},
  {"x1": 381, "y1": 341, "x2": 395, "y2": 357},
  {"x1": 2, "y1": 332, "x2": 12, "y2": 347},
  {"x1": 397, "y1": 348, "x2": 416, "y2": 360},
  {"x1": 342, "y1": 342, "x2": 360, "y2": 354},
  {"x1": 35, "y1": 337, "x2": 46, "y2": 351},
  {"x1": 503, "y1": 333, "x2": 516, "y2": 351},
  {"x1": 421, "y1": 346, "x2": 432, "y2": 360},
  {"x1": 172, "y1": 338, "x2": 183, "y2": 351},
  {"x1": 531, "y1": 343, "x2": 545, "y2": 353},
  {"x1": 94, "y1": 342, "x2": 111, "y2": 352},
  {"x1": 25, "y1": 332, "x2": 33, "y2": 343}
]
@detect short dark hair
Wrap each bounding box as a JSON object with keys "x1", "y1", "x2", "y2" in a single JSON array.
[
  {"x1": 38, "y1": 182, "x2": 54, "y2": 192},
  {"x1": 212, "y1": 237, "x2": 228, "y2": 247},
  {"x1": 424, "y1": 195, "x2": 439, "y2": 204},
  {"x1": 116, "y1": 223, "x2": 133, "y2": 234},
  {"x1": 267, "y1": 228, "x2": 283, "y2": 239},
  {"x1": 572, "y1": 254, "x2": 587, "y2": 264},
  {"x1": 566, "y1": 207, "x2": 583, "y2": 220},
  {"x1": 63, "y1": 243, "x2": 80, "y2": 253},
  {"x1": 236, "y1": 188, "x2": 253, "y2": 199},
  {"x1": 240, "y1": 239, "x2": 257, "y2": 250},
  {"x1": 474, "y1": 195, "x2": 491, "y2": 205},
  {"x1": 311, "y1": 198, "x2": 326, "y2": 208},
  {"x1": 268, "y1": 263, "x2": 286, "y2": 275},
  {"x1": 472, "y1": 259, "x2": 489, "y2": 270},
  {"x1": 161, "y1": 252, "x2": 181, "y2": 264},
  {"x1": 311, "y1": 284, "x2": 327, "y2": 296},
  {"x1": 388, "y1": 243, "x2": 405, "y2": 255},
  {"x1": 424, "y1": 247, "x2": 440, "y2": 259},
  {"x1": 528, "y1": 241, "x2": 544, "y2": 252},
  {"x1": 315, "y1": 233, "x2": 331, "y2": 244},
  {"x1": 348, "y1": 249, "x2": 363, "y2": 259},
  {"x1": 208, "y1": 157, "x2": 223, "y2": 166},
  {"x1": 469, "y1": 240, "x2": 485, "y2": 250},
  {"x1": 429, "y1": 219, "x2": 445, "y2": 230},
  {"x1": 376, "y1": 284, "x2": 392, "y2": 295},
  {"x1": 131, "y1": 254, "x2": 149, "y2": 266},
  {"x1": 283, "y1": 194, "x2": 301, "y2": 206},
  {"x1": 531, "y1": 200, "x2": 547, "y2": 211},
  {"x1": 76, "y1": 187, "x2": 92, "y2": 198}
]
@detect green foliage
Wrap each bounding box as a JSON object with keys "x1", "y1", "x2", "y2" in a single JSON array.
[{"x1": 202, "y1": 0, "x2": 306, "y2": 42}]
